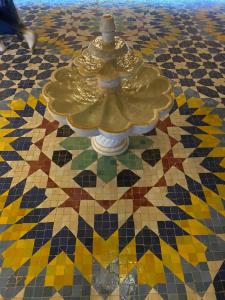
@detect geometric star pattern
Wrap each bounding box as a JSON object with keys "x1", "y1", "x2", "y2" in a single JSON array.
[{"x1": 0, "y1": 1, "x2": 225, "y2": 299}]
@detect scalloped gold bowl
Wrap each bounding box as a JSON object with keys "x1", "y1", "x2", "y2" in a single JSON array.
[{"x1": 43, "y1": 64, "x2": 173, "y2": 134}]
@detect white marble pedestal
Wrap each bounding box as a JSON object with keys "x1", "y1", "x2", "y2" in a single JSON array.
[{"x1": 91, "y1": 135, "x2": 129, "y2": 156}]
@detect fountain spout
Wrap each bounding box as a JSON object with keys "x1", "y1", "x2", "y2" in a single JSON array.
[{"x1": 100, "y1": 14, "x2": 115, "y2": 45}]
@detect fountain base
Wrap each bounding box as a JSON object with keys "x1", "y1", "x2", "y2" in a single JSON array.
[{"x1": 91, "y1": 135, "x2": 129, "y2": 156}]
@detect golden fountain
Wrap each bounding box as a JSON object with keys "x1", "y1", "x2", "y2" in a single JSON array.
[{"x1": 43, "y1": 14, "x2": 173, "y2": 156}]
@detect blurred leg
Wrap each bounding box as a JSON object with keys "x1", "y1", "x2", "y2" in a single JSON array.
[
  {"x1": 0, "y1": 0, "x2": 36, "y2": 50},
  {"x1": 0, "y1": 39, "x2": 5, "y2": 52},
  {"x1": 0, "y1": 0, "x2": 25, "y2": 34}
]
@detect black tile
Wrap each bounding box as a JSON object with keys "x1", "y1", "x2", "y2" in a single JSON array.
[
  {"x1": 36, "y1": 70, "x2": 52, "y2": 80},
  {"x1": 180, "y1": 78, "x2": 195, "y2": 87},
  {"x1": 44, "y1": 55, "x2": 59, "y2": 63},
  {"x1": 15, "y1": 105, "x2": 34, "y2": 117},
  {"x1": 24, "y1": 70, "x2": 38, "y2": 78},
  {"x1": 136, "y1": 226, "x2": 161, "y2": 260},
  {"x1": 0, "y1": 88, "x2": 16, "y2": 100},
  {"x1": 201, "y1": 157, "x2": 225, "y2": 173},
  {"x1": 13, "y1": 55, "x2": 31, "y2": 63},
  {"x1": 166, "y1": 184, "x2": 191, "y2": 205},
  {"x1": 183, "y1": 53, "x2": 201, "y2": 62},
  {"x1": 10, "y1": 137, "x2": 32, "y2": 151},
  {"x1": 0, "y1": 161, "x2": 12, "y2": 177},
  {"x1": 199, "y1": 173, "x2": 225, "y2": 194},
  {"x1": 198, "y1": 78, "x2": 214, "y2": 86},
  {"x1": 35, "y1": 101, "x2": 46, "y2": 116},
  {"x1": 22, "y1": 222, "x2": 53, "y2": 253},
  {"x1": 190, "y1": 148, "x2": 212, "y2": 157},
  {"x1": 158, "y1": 206, "x2": 192, "y2": 220},
  {"x1": 216, "y1": 85, "x2": 225, "y2": 95},
  {"x1": 49, "y1": 226, "x2": 76, "y2": 262},
  {"x1": 119, "y1": 216, "x2": 135, "y2": 251},
  {"x1": 4, "y1": 179, "x2": 26, "y2": 207},
  {"x1": 52, "y1": 150, "x2": 72, "y2": 167},
  {"x1": 117, "y1": 170, "x2": 140, "y2": 187},
  {"x1": 5, "y1": 70, "x2": 22, "y2": 80},
  {"x1": 0, "y1": 177, "x2": 12, "y2": 195},
  {"x1": 142, "y1": 149, "x2": 161, "y2": 166},
  {"x1": 5, "y1": 128, "x2": 31, "y2": 137},
  {"x1": 180, "y1": 134, "x2": 201, "y2": 148},
  {"x1": 186, "y1": 175, "x2": 206, "y2": 201},
  {"x1": 57, "y1": 125, "x2": 74, "y2": 137},
  {"x1": 77, "y1": 216, "x2": 93, "y2": 252},
  {"x1": 0, "y1": 151, "x2": 23, "y2": 161},
  {"x1": 21, "y1": 187, "x2": 47, "y2": 208},
  {"x1": 191, "y1": 69, "x2": 207, "y2": 78},
  {"x1": 74, "y1": 170, "x2": 97, "y2": 187},
  {"x1": 186, "y1": 115, "x2": 208, "y2": 126},
  {"x1": 0, "y1": 80, "x2": 15, "y2": 89},
  {"x1": 94, "y1": 212, "x2": 118, "y2": 240},
  {"x1": 156, "y1": 54, "x2": 171, "y2": 62},
  {"x1": 18, "y1": 79, "x2": 35, "y2": 88},
  {"x1": 4, "y1": 117, "x2": 27, "y2": 128},
  {"x1": 17, "y1": 208, "x2": 54, "y2": 223}
]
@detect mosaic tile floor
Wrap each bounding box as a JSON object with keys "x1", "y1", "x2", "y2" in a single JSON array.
[{"x1": 0, "y1": 0, "x2": 225, "y2": 299}]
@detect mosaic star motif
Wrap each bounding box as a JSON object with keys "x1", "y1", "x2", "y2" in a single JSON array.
[
  {"x1": 0, "y1": 1, "x2": 225, "y2": 299},
  {"x1": 0, "y1": 87, "x2": 225, "y2": 299}
]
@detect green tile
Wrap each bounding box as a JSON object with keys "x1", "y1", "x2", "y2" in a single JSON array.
[
  {"x1": 117, "y1": 151, "x2": 143, "y2": 170},
  {"x1": 97, "y1": 156, "x2": 117, "y2": 183},
  {"x1": 129, "y1": 136, "x2": 153, "y2": 149},
  {"x1": 60, "y1": 137, "x2": 91, "y2": 150},
  {"x1": 71, "y1": 150, "x2": 97, "y2": 170}
]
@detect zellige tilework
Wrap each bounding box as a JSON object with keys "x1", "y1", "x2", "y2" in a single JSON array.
[{"x1": 0, "y1": 0, "x2": 225, "y2": 299}]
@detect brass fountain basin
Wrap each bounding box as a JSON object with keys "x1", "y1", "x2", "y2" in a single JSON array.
[{"x1": 43, "y1": 14, "x2": 173, "y2": 156}]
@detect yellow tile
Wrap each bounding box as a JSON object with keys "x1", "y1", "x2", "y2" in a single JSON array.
[
  {"x1": 0, "y1": 198, "x2": 32, "y2": 224},
  {"x1": 137, "y1": 250, "x2": 165, "y2": 286},
  {"x1": 0, "y1": 110, "x2": 19, "y2": 118},
  {"x1": 141, "y1": 47, "x2": 153, "y2": 55},
  {"x1": 187, "y1": 97, "x2": 203, "y2": 108},
  {"x1": 195, "y1": 134, "x2": 219, "y2": 148},
  {"x1": 215, "y1": 172, "x2": 225, "y2": 182},
  {"x1": 176, "y1": 236, "x2": 206, "y2": 266},
  {"x1": 193, "y1": 107, "x2": 212, "y2": 115},
  {"x1": 175, "y1": 93, "x2": 186, "y2": 107},
  {"x1": 27, "y1": 96, "x2": 38, "y2": 109},
  {"x1": 3, "y1": 239, "x2": 34, "y2": 271},
  {"x1": 0, "y1": 223, "x2": 36, "y2": 241},
  {"x1": 0, "y1": 129, "x2": 14, "y2": 138},
  {"x1": 180, "y1": 193, "x2": 210, "y2": 219},
  {"x1": 39, "y1": 94, "x2": 47, "y2": 106},
  {"x1": 75, "y1": 240, "x2": 92, "y2": 283},
  {"x1": 25, "y1": 241, "x2": 51, "y2": 285},
  {"x1": 217, "y1": 184, "x2": 225, "y2": 199},
  {"x1": 198, "y1": 126, "x2": 224, "y2": 135},
  {"x1": 45, "y1": 252, "x2": 74, "y2": 290},
  {"x1": 160, "y1": 239, "x2": 184, "y2": 282},
  {"x1": 204, "y1": 187, "x2": 225, "y2": 215},
  {"x1": 9, "y1": 99, "x2": 26, "y2": 110},
  {"x1": 220, "y1": 158, "x2": 225, "y2": 169},
  {"x1": 174, "y1": 220, "x2": 213, "y2": 235},
  {"x1": 203, "y1": 114, "x2": 222, "y2": 126},
  {"x1": 0, "y1": 137, "x2": 17, "y2": 151},
  {"x1": 93, "y1": 231, "x2": 118, "y2": 268},
  {"x1": 0, "y1": 192, "x2": 8, "y2": 210},
  {"x1": 119, "y1": 239, "x2": 136, "y2": 282},
  {"x1": 209, "y1": 147, "x2": 225, "y2": 157},
  {"x1": 0, "y1": 117, "x2": 9, "y2": 128}
]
